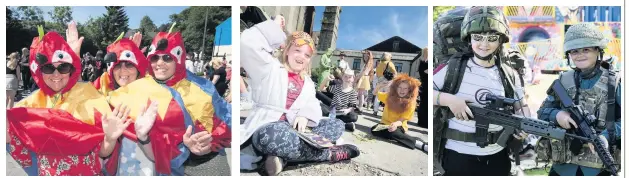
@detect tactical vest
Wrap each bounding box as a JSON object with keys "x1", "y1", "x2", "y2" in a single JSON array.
[
  {"x1": 433, "y1": 53, "x2": 518, "y2": 175},
  {"x1": 536, "y1": 66, "x2": 620, "y2": 169}
]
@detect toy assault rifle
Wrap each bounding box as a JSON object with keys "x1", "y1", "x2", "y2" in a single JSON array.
[
  {"x1": 468, "y1": 80, "x2": 618, "y2": 175},
  {"x1": 546, "y1": 80, "x2": 618, "y2": 175},
  {"x1": 468, "y1": 93, "x2": 589, "y2": 166}
]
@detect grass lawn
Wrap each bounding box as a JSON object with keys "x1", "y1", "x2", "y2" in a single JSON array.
[{"x1": 523, "y1": 166, "x2": 551, "y2": 176}]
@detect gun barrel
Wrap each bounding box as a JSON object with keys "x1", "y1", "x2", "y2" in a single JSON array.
[{"x1": 468, "y1": 105, "x2": 567, "y2": 140}]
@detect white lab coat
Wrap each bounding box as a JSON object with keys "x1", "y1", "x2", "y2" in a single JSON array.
[{"x1": 240, "y1": 20, "x2": 323, "y2": 145}]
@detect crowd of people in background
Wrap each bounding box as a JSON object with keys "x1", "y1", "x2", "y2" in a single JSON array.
[
  {"x1": 239, "y1": 12, "x2": 429, "y2": 176},
  {"x1": 6, "y1": 21, "x2": 231, "y2": 176}
]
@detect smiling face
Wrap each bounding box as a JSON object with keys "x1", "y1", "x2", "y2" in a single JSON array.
[
  {"x1": 396, "y1": 82, "x2": 410, "y2": 98},
  {"x1": 470, "y1": 32, "x2": 501, "y2": 58},
  {"x1": 112, "y1": 61, "x2": 138, "y2": 87},
  {"x1": 285, "y1": 44, "x2": 312, "y2": 73},
  {"x1": 105, "y1": 39, "x2": 147, "y2": 88},
  {"x1": 146, "y1": 32, "x2": 187, "y2": 86},
  {"x1": 342, "y1": 73, "x2": 355, "y2": 84},
  {"x1": 568, "y1": 47, "x2": 599, "y2": 70},
  {"x1": 150, "y1": 54, "x2": 177, "y2": 81},
  {"x1": 42, "y1": 62, "x2": 71, "y2": 92},
  {"x1": 29, "y1": 32, "x2": 82, "y2": 95}
]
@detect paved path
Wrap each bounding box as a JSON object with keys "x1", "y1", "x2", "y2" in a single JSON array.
[{"x1": 241, "y1": 107, "x2": 428, "y2": 176}]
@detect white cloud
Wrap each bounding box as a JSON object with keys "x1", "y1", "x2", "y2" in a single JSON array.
[
  {"x1": 337, "y1": 7, "x2": 428, "y2": 49},
  {"x1": 361, "y1": 29, "x2": 387, "y2": 44},
  {"x1": 389, "y1": 12, "x2": 402, "y2": 36}
]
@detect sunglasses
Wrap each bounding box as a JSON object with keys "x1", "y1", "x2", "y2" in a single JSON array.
[
  {"x1": 150, "y1": 54, "x2": 174, "y2": 63},
  {"x1": 471, "y1": 34, "x2": 500, "y2": 43},
  {"x1": 568, "y1": 47, "x2": 596, "y2": 56},
  {"x1": 113, "y1": 61, "x2": 136, "y2": 70},
  {"x1": 41, "y1": 63, "x2": 75, "y2": 74}
]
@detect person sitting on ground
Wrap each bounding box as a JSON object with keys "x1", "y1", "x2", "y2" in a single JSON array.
[
  {"x1": 323, "y1": 69, "x2": 359, "y2": 132},
  {"x1": 316, "y1": 68, "x2": 343, "y2": 116},
  {"x1": 371, "y1": 74, "x2": 427, "y2": 151},
  {"x1": 240, "y1": 15, "x2": 359, "y2": 176}
]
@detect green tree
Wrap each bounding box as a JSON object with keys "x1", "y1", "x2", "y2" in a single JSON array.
[
  {"x1": 15, "y1": 6, "x2": 45, "y2": 30},
  {"x1": 7, "y1": 7, "x2": 22, "y2": 29},
  {"x1": 76, "y1": 16, "x2": 107, "y2": 54},
  {"x1": 167, "y1": 6, "x2": 230, "y2": 61},
  {"x1": 157, "y1": 23, "x2": 173, "y2": 32},
  {"x1": 138, "y1": 16, "x2": 157, "y2": 47},
  {"x1": 6, "y1": 7, "x2": 34, "y2": 54},
  {"x1": 433, "y1": 6, "x2": 456, "y2": 22},
  {"x1": 46, "y1": 6, "x2": 73, "y2": 33},
  {"x1": 100, "y1": 6, "x2": 129, "y2": 48}
]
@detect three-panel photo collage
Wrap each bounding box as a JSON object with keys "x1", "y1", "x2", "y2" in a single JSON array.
[{"x1": 4, "y1": 4, "x2": 624, "y2": 177}]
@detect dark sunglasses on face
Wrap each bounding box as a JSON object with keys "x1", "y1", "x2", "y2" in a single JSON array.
[
  {"x1": 471, "y1": 34, "x2": 500, "y2": 43},
  {"x1": 150, "y1": 54, "x2": 174, "y2": 63},
  {"x1": 114, "y1": 61, "x2": 136, "y2": 70},
  {"x1": 41, "y1": 63, "x2": 75, "y2": 74}
]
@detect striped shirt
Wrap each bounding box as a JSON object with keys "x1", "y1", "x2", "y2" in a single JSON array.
[{"x1": 329, "y1": 84, "x2": 358, "y2": 111}]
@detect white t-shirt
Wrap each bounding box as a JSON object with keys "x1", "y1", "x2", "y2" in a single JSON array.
[
  {"x1": 117, "y1": 137, "x2": 155, "y2": 175},
  {"x1": 433, "y1": 58, "x2": 525, "y2": 156}
]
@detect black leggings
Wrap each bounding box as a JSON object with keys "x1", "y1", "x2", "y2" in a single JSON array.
[
  {"x1": 337, "y1": 111, "x2": 358, "y2": 123},
  {"x1": 316, "y1": 91, "x2": 333, "y2": 106},
  {"x1": 370, "y1": 125, "x2": 416, "y2": 149},
  {"x1": 442, "y1": 148, "x2": 511, "y2": 176}
]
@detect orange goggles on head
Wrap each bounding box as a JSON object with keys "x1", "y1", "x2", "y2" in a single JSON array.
[{"x1": 290, "y1": 32, "x2": 315, "y2": 52}]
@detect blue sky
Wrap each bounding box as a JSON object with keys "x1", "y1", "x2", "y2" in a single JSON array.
[
  {"x1": 313, "y1": 6, "x2": 428, "y2": 50},
  {"x1": 36, "y1": 6, "x2": 188, "y2": 29}
]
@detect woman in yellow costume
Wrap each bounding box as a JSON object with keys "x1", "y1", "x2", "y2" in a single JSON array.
[
  {"x1": 371, "y1": 74, "x2": 427, "y2": 151},
  {"x1": 91, "y1": 32, "x2": 165, "y2": 176}
]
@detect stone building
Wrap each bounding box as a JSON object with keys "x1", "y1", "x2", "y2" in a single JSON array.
[
  {"x1": 317, "y1": 6, "x2": 342, "y2": 51},
  {"x1": 312, "y1": 36, "x2": 423, "y2": 78},
  {"x1": 258, "y1": 6, "x2": 316, "y2": 34}
]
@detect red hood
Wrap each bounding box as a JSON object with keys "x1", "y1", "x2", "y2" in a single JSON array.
[
  {"x1": 104, "y1": 38, "x2": 148, "y2": 89},
  {"x1": 29, "y1": 32, "x2": 81, "y2": 96},
  {"x1": 146, "y1": 32, "x2": 186, "y2": 86}
]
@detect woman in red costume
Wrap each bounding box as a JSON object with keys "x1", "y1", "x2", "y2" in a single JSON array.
[
  {"x1": 6, "y1": 22, "x2": 130, "y2": 176},
  {"x1": 91, "y1": 32, "x2": 163, "y2": 176},
  {"x1": 105, "y1": 25, "x2": 232, "y2": 175}
]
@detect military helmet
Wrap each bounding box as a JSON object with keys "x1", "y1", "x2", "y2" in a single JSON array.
[
  {"x1": 564, "y1": 23, "x2": 607, "y2": 52},
  {"x1": 460, "y1": 6, "x2": 510, "y2": 43}
]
